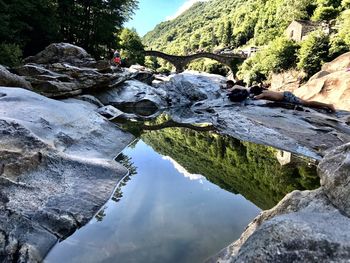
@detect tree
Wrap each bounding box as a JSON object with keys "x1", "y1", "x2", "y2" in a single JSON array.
[
  {"x1": 0, "y1": 0, "x2": 138, "y2": 61},
  {"x1": 297, "y1": 30, "x2": 329, "y2": 76},
  {"x1": 223, "y1": 21, "x2": 233, "y2": 46},
  {"x1": 312, "y1": 6, "x2": 339, "y2": 21},
  {"x1": 342, "y1": 0, "x2": 350, "y2": 9},
  {"x1": 118, "y1": 28, "x2": 145, "y2": 66}
]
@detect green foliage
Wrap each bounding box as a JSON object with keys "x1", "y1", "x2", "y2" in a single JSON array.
[
  {"x1": 188, "y1": 59, "x2": 230, "y2": 75},
  {"x1": 312, "y1": 6, "x2": 340, "y2": 21},
  {"x1": 238, "y1": 37, "x2": 299, "y2": 85},
  {"x1": 223, "y1": 21, "x2": 233, "y2": 46},
  {"x1": 317, "y1": 0, "x2": 342, "y2": 8},
  {"x1": 140, "y1": 125, "x2": 319, "y2": 210},
  {"x1": 0, "y1": 43, "x2": 22, "y2": 67},
  {"x1": 117, "y1": 28, "x2": 145, "y2": 66},
  {"x1": 342, "y1": 0, "x2": 350, "y2": 8},
  {"x1": 297, "y1": 30, "x2": 329, "y2": 76},
  {"x1": 329, "y1": 35, "x2": 349, "y2": 59},
  {"x1": 142, "y1": 0, "x2": 321, "y2": 74},
  {"x1": 336, "y1": 10, "x2": 350, "y2": 47},
  {"x1": 0, "y1": 0, "x2": 138, "y2": 58}
]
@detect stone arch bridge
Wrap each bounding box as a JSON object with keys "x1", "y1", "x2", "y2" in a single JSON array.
[{"x1": 144, "y1": 50, "x2": 246, "y2": 73}]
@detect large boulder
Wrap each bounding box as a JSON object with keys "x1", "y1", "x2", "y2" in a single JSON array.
[
  {"x1": 271, "y1": 52, "x2": 350, "y2": 111},
  {"x1": 94, "y1": 79, "x2": 167, "y2": 115},
  {"x1": 294, "y1": 71, "x2": 350, "y2": 111},
  {"x1": 154, "y1": 71, "x2": 226, "y2": 106},
  {"x1": 0, "y1": 87, "x2": 134, "y2": 262},
  {"x1": 322, "y1": 52, "x2": 350, "y2": 73},
  {"x1": 0, "y1": 65, "x2": 32, "y2": 89},
  {"x1": 126, "y1": 65, "x2": 155, "y2": 85},
  {"x1": 318, "y1": 143, "x2": 350, "y2": 217},
  {"x1": 14, "y1": 61, "x2": 135, "y2": 98},
  {"x1": 24, "y1": 43, "x2": 95, "y2": 67}
]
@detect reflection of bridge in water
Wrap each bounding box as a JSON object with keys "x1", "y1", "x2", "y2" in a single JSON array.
[{"x1": 144, "y1": 50, "x2": 246, "y2": 73}]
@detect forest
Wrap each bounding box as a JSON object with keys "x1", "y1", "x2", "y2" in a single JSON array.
[
  {"x1": 143, "y1": 0, "x2": 350, "y2": 83},
  {"x1": 0, "y1": 0, "x2": 139, "y2": 66}
]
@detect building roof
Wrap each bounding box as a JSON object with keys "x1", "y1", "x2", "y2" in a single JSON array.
[{"x1": 292, "y1": 20, "x2": 321, "y2": 27}]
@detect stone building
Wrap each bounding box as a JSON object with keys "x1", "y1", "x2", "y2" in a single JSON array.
[{"x1": 285, "y1": 20, "x2": 326, "y2": 42}]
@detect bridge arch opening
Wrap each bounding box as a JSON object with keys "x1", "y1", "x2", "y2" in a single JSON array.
[
  {"x1": 144, "y1": 56, "x2": 175, "y2": 74},
  {"x1": 186, "y1": 58, "x2": 231, "y2": 76}
]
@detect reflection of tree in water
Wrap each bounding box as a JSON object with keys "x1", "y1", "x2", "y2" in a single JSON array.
[
  {"x1": 115, "y1": 114, "x2": 214, "y2": 138},
  {"x1": 141, "y1": 128, "x2": 319, "y2": 210},
  {"x1": 95, "y1": 152, "x2": 138, "y2": 221},
  {"x1": 113, "y1": 153, "x2": 138, "y2": 202}
]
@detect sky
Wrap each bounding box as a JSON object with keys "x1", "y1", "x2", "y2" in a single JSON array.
[{"x1": 125, "y1": 0, "x2": 208, "y2": 36}]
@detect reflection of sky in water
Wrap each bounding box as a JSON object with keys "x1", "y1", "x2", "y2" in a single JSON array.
[{"x1": 45, "y1": 140, "x2": 261, "y2": 263}]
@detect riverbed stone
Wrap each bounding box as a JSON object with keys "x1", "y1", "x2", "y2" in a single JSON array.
[
  {"x1": 24, "y1": 43, "x2": 95, "y2": 67},
  {"x1": 0, "y1": 87, "x2": 134, "y2": 261},
  {"x1": 0, "y1": 65, "x2": 32, "y2": 90},
  {"x1": 318, "y1": 143, "x2": 350, "y2": 217},
  {"x1": 209, "y1": 188, "x2": 350, "y2": 263},
  {"x1": 94, "y1": 79, "x2": 167, "y2": 110}
]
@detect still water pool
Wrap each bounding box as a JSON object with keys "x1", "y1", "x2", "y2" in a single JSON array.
[{"x1": 45, "y1": 122, "x2": 318, "y2": 263}]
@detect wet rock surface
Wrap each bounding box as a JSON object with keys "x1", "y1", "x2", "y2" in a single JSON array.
[{"x1": 0, "y1": 87, "x2": 134, "y2": 262}]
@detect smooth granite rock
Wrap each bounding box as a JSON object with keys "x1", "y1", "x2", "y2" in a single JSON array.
[
  {"x1": 0, "y1": 65, "x2": 32, "y2": 90},
  {"x1": 94, "y1": 79, "x2": 167, "y2": 111},
  {"x1": 0, "y1": 87, "x2": 134, "y2": 262},
  {"x1": 318, "y1": 143, "x2": 350, "y2": 217}
]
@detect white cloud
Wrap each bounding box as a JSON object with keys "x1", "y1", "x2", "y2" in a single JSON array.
[
  {"x1": 162, "y1": 156, "x2": 204, "y2": 181},
  {"x1": 166, "y1": 0, "x2": 209, "y2": 21}
]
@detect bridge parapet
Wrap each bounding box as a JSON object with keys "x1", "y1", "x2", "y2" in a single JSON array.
[{"x1": 144, "y1": 50, "x2": 245, "y2": 73}]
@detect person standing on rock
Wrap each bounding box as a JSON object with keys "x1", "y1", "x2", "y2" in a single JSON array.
[{"x1": 112, "y1": 50, "x2": 121, "y2": 66}]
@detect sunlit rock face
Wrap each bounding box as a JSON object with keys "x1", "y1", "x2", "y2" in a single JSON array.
[
  {"x1": 271, "y1": 52, "x2": 350, "y2": 111},
  {"x1": 93, "y1": 79, "x2": 167, "y2": 115},
  {"x1": 210, "y1": 144, "x2": 350, "y2": 263},
  {"x1": 154, "y1": 71, "x2": 226, "y2": 106},
  {"x1": 0, "y1": 87, "x2": 134, "y2": 262}
]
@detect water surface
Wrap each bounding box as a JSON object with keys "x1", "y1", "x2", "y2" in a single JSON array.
[{"x1": 45, "y1": 120, "x2": 319, "y2": 263}]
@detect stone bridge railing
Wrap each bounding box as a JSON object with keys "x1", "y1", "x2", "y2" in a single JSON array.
[{"x1": 144, "y1": 50, "x2": 246, "y2": 73}]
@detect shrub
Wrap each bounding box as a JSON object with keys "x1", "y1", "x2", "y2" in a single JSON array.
[
  {"x1": 238, "y1": 37, "x2": 299, "y2": 85},
  {"x1": 329, "y1": 35, "x2": 349, "y2": 59},
  {"x1": 297, "y1": 30, "x2": 329, "y2": 77},
  {"x1": 0, "y1": 43, "x2": 22, "y2": 67},
  {"x1": 312, "y1": 6, "x2": 340, "y2": 21}
]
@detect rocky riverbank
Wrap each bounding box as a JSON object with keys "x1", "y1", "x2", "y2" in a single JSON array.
[{"x1": 1, "y1": 43, "x2": 350, "y2": 262}]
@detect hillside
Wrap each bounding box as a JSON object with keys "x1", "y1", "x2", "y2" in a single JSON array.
[
  {"x1": 143, "y1": 0, "x2": 350, "y2": 82},
  {"x1": 143, "y1": 0, "x2": 315, "y2": 54}
]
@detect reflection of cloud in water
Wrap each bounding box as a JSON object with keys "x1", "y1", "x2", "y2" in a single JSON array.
[{"x1": 162, "y1": 156, "x2": 204, "y2": 181}]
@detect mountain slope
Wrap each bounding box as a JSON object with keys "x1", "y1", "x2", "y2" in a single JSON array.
[{"x1": 143, "y1": 0, "x2": 315, "y2": 55}]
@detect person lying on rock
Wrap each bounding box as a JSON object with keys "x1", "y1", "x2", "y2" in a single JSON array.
[
  {"x1": 227, "y1": 86, "x2": 336, "y2": 112},
  {"x1": 222, "y1": 80, "x2": 235, "y2": 92},
  {"x1": 249, "y1": 86, "x2": 336, "y2": 112}
]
